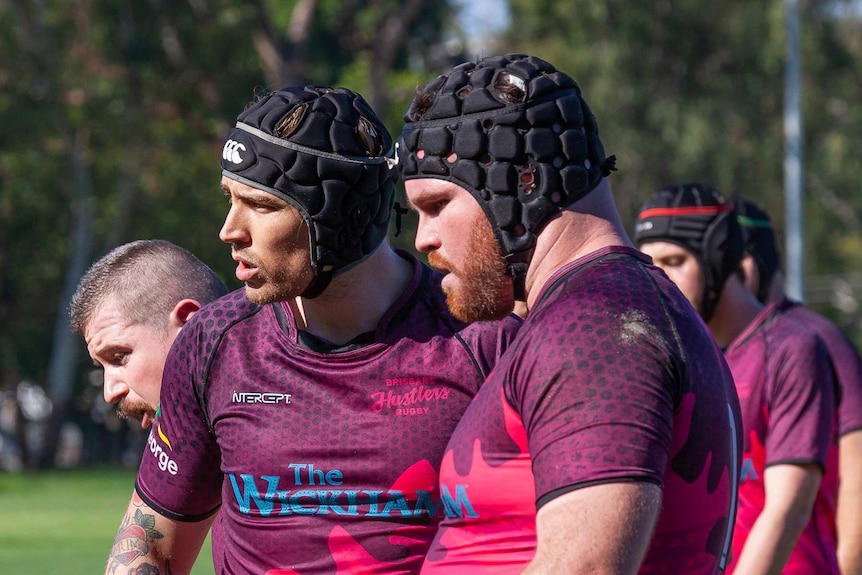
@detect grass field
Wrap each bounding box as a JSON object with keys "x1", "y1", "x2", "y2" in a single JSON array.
[{"x1": 0, "y1": 467, "x2": 214, "y2": 573}]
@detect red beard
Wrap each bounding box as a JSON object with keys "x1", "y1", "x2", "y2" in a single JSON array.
[{"x1": 428, "y1": 220, "x2": 514, "y2": 322}]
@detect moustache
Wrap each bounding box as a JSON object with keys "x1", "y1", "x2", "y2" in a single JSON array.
[
  {"x1": 427, "y1": 251, "x2": 453, "y2": 274},
  {"x1": 117, "y1": 398, "x2": 154, "y2": 423}
]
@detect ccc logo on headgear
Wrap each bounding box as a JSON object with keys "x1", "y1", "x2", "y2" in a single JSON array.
[{"x1": 222, "y1": 139, "x2": 246, "y2": 164}]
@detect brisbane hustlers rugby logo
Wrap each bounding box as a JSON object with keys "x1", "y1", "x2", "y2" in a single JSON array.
[{"x1": 370, "y1": 377, "x2": 451, "y2": 416}]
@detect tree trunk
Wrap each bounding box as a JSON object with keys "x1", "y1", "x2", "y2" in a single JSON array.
[
  {"x1": 368, "y1": 0, "x2": 429, "y2": 116},
  {"x1": 252, "y1": 0, "x2": 319, "y2": 87},
  {"x1": 39, "y1": 125, "x2": 95, "y2": 469}
]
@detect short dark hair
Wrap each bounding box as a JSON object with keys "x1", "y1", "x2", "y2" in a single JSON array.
[{"x1": 70, "y1": 239, "x2": 228, "y2": 335}]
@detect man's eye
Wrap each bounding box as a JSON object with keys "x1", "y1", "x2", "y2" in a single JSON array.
[
  {"x1": 243, "y1": 197, "x2": 277, "y2": 212},
  {"x1": 111, "y1": 353, "x2": 128, "y2": 366},
  {"x1": 425, "y1": 199, "x2": 448, "y2": 215}
]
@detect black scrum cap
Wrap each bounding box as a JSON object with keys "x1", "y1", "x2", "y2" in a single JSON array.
[
  {"x1": 398, "y1": 54, "x2": 616, "y2": 299},
  {"x1": 221, "y1": 86, "x2": 397, "y2": 298},
  {"x1": 635, "y1": 183, "x2": 743, "y2": 322},
  {"x1": 730, "y1": 196, "x2": 781, "y2": 303}
]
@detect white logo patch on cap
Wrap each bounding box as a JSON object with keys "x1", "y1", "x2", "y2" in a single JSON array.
[{"x1": 222, "y1": 139, "x2": 246, "y2": 164}]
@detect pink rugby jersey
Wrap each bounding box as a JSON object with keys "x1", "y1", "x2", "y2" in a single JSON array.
[
  {"x1": 422, "y1": 247, "x2": 742, "y2": 575},
  {"x1": 725, "y1": 302, "x2": 839, "y2": 575},
  {"x1": 135, "y1": 250, "x2": 521, "y2": 575},
  {"x1": 776, "y1": 297, "x2": 862, "y2": 437}
]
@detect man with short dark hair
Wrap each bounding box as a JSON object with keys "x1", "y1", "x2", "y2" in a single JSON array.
[
  {"x1": 637, "y1": 184, "x2": 840, "y2": 575},
  {"x1": 71, "y1": 239, "x2": 228, "y2": 429},
  {"x1": 104, "y1": 86, "x2": 520, "y2": 575},
  {"x1": 732, "y1": 195, "x2": 862, "y2": 575},
  {"x1": 401, "y1": 54, "x2": 741, "y2": 575}
]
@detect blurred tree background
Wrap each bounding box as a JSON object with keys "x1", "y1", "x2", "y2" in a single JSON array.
[{"x1": 0, "y1": 0, "x2": 860, "y2": 469}]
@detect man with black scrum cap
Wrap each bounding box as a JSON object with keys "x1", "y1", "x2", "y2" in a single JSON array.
[
  {"x1": 732, "y1": 195, "x2": 862, "y2": 575},
  {"x1": 103, "y1": 86, "x2": 520, "y2": 575},
  {"x1": 400, "y1": 54, "x2": 741, "y2": 575},
  {"x1": 637, "y1": 184, "x2": 840, "y2": 575}
]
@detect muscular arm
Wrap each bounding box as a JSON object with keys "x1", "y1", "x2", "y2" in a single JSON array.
[
  {"x1": 732, "y1": 463, "x2": 821, "y2": 575},
  {"x1": 522, "y1": 482, "x2": 662, "y2": 575},
  {"x1": 105, "y1": 490, "x2": 215, "y2": 575},
  {"x1": 838, "y1": 430, "x2": 862, "y2": 575}
]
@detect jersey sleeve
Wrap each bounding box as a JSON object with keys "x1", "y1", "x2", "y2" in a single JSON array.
[
  {"x1": 509, "y1": 304, "x2": 677, "y2": 508},
  {"x1": 765, "y1": 332, "x2": 837, "y2": 469},
  {"x1": 823, "y1": 327, "x2": 862, "y2": 436},
  {"x1": 135, "y1": 313, "x2": 223, "y2": 521}
]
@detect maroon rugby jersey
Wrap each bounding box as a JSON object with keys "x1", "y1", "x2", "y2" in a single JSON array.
[
  {"x1": 422, "y1": 247, "x2": 742, "y2": 575},
  {"x1": 135, "y1": 250, "x2": 521, "y2": 575},
  {"x1": 776, "y1": 297, "x2": 862, "y2": 437},
  {"x1": 725, "y1": 302, "x2": 840, "y2": 575}
]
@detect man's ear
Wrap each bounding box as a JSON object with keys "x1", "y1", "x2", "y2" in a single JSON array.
[
  {"x1": 169, "y1": 299, "x2": 203, "y2": 328},
  {"x1": 738, "y1": 253, "x2": 760, "y2": 296}
]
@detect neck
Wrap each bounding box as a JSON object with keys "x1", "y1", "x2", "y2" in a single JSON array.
[
  {"x1": 524, "y1": 180, "x2": 634, "y2": 310},
  {"x1": 766, "y1": 270, "x2": 788, "y2": 304},
  {"x1": 707, "y1": 277, "x2": 764, "y2": 348},
  {"x1": 293, "y1": 244, "x2": 413, "y2": 345}
]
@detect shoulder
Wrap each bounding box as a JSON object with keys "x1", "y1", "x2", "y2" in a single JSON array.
[
  {"x1": 763, "y1": 308, "x2": 827, "y2": 354},
  {"x1": 540, "y1": 251, "x2": 684, "y2": 315},
  {"x1": 758, "y1": 309, "x2": 836, "y2": 384},
  {"x1": 182, "y1": 289, "x2": 265, "y2": 340},
  {"x1": 532, "y1": 255, "x2": 695, "y2": 353},
  {"x1": 784, "y1": 302, "x2": 858, "y2": 354}
]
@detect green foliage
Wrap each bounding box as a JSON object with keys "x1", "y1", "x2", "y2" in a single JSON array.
[
  {"x1": 0, "y1": 0, "x2": 455, "y2": 404},
  {"x1": 1, "y1": 0, "x2": 860, "y2": 405},
  {"x1": 503, "y1": 0, "x2": 862, "y2": 345}
]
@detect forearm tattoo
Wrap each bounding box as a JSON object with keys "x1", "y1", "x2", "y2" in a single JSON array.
[{"x1": 107, "y1": 503, "x2": 171, "y2": 575}]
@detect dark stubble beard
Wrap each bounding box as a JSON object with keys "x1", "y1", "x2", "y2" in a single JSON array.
[
  {"x1": 428, "y1": 220, "x2": 514, "y2": 323},
  {"x1": 235, "y1": 241, "x2": 313, "y2": 305},
  {"x1": 244, "y1": 263, "x2": 313, "y2": 305}
]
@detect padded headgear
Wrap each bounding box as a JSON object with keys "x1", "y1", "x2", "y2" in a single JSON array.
[
  {"x1": 730, "y1": 196, "x2": 780, "y2": 303},
  {"x1": 398, "y1": 54, "x2": 616, "y2": 299},
  {"x1": 634, "y1": 183, "x2": 743, "y2": 322},
  {"x1": 221, "y1": 86, "x2": 397, "y2": 298}
]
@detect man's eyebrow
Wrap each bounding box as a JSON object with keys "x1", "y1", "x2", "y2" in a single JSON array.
[{"x1": 92, "y1": 342, "x2": 128, "y2": 358}]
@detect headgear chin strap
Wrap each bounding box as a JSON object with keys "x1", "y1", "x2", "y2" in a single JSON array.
[
  {"x1": 397, "y1": 54, "x2": 616, "y2": 300},
  {"x1": 221, "y1": 86, "x2": 397, "y2": 299},
  {"x1": 730, "y1": 196, "x2": 780, "y2": 303},
  {"x1": 634, "y1": 183, "x2": 744, "y2": 323}
]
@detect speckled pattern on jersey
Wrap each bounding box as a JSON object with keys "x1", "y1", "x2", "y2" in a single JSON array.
[
  {"x1": 776, "y1": 297, "x2": 862, "y2": 436},
  {"x1": 724, "y1": 302, "x2": 840, "y2": 575},
  {"x1": 421, "y1": 246, "x2": 742, "y2": 575},
  {"x1": 134, "y1": 250, "x2": 521, "y2": 575}
]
